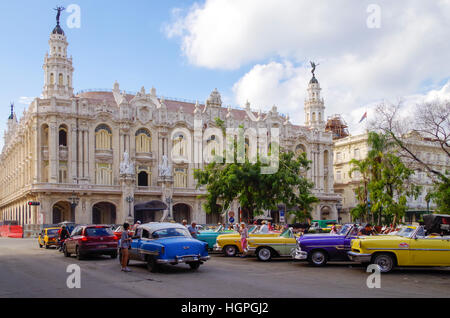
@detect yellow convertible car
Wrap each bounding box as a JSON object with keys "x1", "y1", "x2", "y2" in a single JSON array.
[
  {"x1": 214, "y1": 225, "x2": 280, "y2": 257},
  {"x1": 247, "y1": 228, "x2": 300, "y2": 261},
  {"x1": 348, "y1": 225, "x2": 450, "y2": 273},
  {"x1": 38, "y1": 227, "x2": 60, "y2": 249}
]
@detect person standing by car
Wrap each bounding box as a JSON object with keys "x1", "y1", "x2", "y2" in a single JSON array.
[
  {"x1": 239, "y1": 223, "x2": 248, "y2": 257},
  {"x1": 132, "y1": 220, "x2": 141, "y2": 232},
  {"x1": 120, "y1": 223, "x2": 132, "y2": 272},
  {"x1": 188, "y1": 222, "x2": 199, "y2": 239}
]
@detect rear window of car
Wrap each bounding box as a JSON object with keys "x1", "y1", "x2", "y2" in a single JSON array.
[
  {"x1": 85, "y1": 227, "x2": 113, "y2": 237},
  {"x1": 47, "y1": 229, "x2": 59, "y2": 236}
]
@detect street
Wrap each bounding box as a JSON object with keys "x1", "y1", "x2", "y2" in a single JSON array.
[{"x1": 1, "y1": 238, "x2": 450, "y2": 298}]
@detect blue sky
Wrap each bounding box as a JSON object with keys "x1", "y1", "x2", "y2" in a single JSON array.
[{"x1": 1, "y1": 0, "x2": 449, "y2": 145}]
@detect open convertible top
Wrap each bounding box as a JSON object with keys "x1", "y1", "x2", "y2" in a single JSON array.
[{"x1": 423, "y1": 214, "x2": 450, "y2": 235}]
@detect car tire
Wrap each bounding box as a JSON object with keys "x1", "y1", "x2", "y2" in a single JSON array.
[
  {"x1": 223, "y1": 245, "x2": 237, "y2": 257},
  {"x1": 63, "y1": 244, "x2": 71, "y2": 257},
  {"x1": 372, "y1": 253, "x2": 395, "y2": 273},
  {"x1": 188, "y1": 262, "x2": 201, "y2": 270},
  {"x1": 76, "y1": 246, "x2": 84, "y2": 260},
  {"x1": 308, "y1": 250, "x2": 328, "y2": 267},
  {"x1": 146, "y1": 256, "x2": 160, "y2": 273},
  {"x1": 256, "y1": 247, "x2": 273, "y2": 262}
]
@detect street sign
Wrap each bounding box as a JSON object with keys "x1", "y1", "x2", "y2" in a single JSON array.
[
  {"x1": 229, "y1": 217, "x2": 235, "y2": 223},
  {"x1": 280, "y1": 210, "x2": 285, "y2": 223},
  {"x1": 228, "y1": 211, "x2": 235, "y2": 218}
]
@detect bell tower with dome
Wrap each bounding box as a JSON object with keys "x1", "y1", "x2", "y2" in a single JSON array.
[
  {"x1": 304, "y1": 62, "x2": 325, "y2": 131},
  {"x1": 42, "y1": 7, "x2": 74, "y2": 99}
]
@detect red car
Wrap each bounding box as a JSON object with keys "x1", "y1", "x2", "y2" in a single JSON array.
[
  {"x1": 63, "y1": 225, "x2": 118, "y2": 260},
  {"x1": 113, "y1": 225, "x2": 134, "y2": 240}
]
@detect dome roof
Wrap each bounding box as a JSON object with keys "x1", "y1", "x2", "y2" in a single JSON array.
[
  {"x1": 309, "y1": 76, "x2": 318, "y2": 84},
  {"x1": 207, "y1": 88, "x2": 222, "y2": 106},
  {"x1": 52, "y1": 24, "x2": 65, "y2": 36}
]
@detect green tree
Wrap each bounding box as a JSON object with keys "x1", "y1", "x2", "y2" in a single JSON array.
[{"x1": 194, "y1": 150, "x2": 318, "y2": 222}]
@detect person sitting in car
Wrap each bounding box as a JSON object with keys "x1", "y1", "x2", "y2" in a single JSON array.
[{"x1": 358, "y1": 223, "x2": 376, "y2": 236}]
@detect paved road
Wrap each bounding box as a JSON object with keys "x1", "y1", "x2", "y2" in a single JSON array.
[{"x1": 1, "y1": 238, "x2": 450, "y2": 298}]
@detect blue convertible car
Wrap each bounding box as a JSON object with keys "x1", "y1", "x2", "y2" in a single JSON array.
[{"x1": 120, "y1": 222, "x2": 210, "y2": 272}]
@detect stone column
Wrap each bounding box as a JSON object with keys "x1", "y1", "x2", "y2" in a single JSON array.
[
  {"x1": 83, "y1": 130, "x2": 89, "y2": 179},
  {"x1": 70, "y1": 124, "x2": 77, "y2": 182},
  {"x1": 120, "y1": 175, "x2": 135, "y2": 224},
  {"x1": 48, "y1": 122, "x2": 58, "y2": 183},
  {"x1": 77, "y1": 128, "x2": 83, "y2": 181}
]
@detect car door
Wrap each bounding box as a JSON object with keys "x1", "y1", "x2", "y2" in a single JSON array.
[
  {"x1": 68, "y1": 226, "x2": 82, "y2": 253},
  {"x1": 409, "y1": 228, "x2": 450, "y2": 266},
  {"x1": 128, "y1": 227, "x2": 142, "y2": 261}
]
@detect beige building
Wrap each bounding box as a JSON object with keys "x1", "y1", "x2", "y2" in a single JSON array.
[
  {"x1": 333, "y1": 131, "x2": 450, "y2": 223},
  {"x1": 0, "y1": 16, "x2": 340, "y2": 227}
]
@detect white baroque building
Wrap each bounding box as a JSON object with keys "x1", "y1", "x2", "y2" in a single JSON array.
[{"x1": 0, "y1": 17, "x2": 341, "y2": 226}]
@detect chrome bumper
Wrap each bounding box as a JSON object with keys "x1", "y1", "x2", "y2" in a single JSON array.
[
  {"x1": 291, "y1": 247, "x2": 308, "y2": 260},
  {"x1": 213, "y1": 243, "x2": 223, "y2": 252},
  {"x1": 347, "y1": 251, "x2": 372, "y2": 263},
  {"x1": 157, "y1": 255, "x2": 210, "y2": 264},
  {"x1": 246, "y1": 247, "x2": 256, "y2": 255}
]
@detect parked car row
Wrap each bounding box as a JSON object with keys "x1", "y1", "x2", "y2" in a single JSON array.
[
  {"x1": 213, "y1": 214, "x2": 450, "y2": 273},
  {"x1": 38, "y1": 222, "x2": 211, "y2": 273}
]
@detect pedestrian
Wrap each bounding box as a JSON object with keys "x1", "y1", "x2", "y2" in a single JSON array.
[
  {"x1": 267, "y1": 221, "x2": 273, "y2": 231},
  {"x1": 182, "y1": 219, "x2": 188, "y2": 227},
  {"x1": 239, "y1": 223, "x2": 248, "y2": 257},
  {"x1": 132, "y1": 220, "x2": 141, "y2": 232},
  {"x1": 188, "y1": 222, "x2": 199, "y2": 239},
  {"x1": 330, "y1": 224, "x2": 338, "y2": 234},
  {"x1": 120, "y1": 222, "x2": 132, "y2": 272},
  {"x1": 259, "y1": 221, "x2": 269, "y2": 233}
]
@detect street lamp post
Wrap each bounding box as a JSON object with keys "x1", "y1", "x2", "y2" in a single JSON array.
[
  {"x1": 166, "y1": 196, "x2": 173, "y2": 221},
  {"x1": 126, "y1": 196, "x2": 134, "y2": 219},
  {"x1": 68, "y1": 191, "x2": 80, "y2": 223}
]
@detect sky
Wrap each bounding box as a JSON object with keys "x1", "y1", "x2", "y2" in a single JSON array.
[{"x1": 1, "y1": 0, "x2": 450, "y2": 147}]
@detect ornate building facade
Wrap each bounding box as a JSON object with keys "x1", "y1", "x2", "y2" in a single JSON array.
[{"x1": 0, "y1": 18, "x2": 340, "y2": 226}]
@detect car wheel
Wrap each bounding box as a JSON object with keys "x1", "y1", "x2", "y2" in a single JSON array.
[
  {"x1": 146, "y1": 256, "x2": 160, "y2": 273},
  {"x1": 63, "y1": 244, "x2": 71, "y2": 257},
  {"x1": 308, "y1": 250, "x2": 328, "y2": 267},
  {"x1": 76, "y1": 246, "x2": 84, "y2": 260},
  {"x1": 223, "y1": 245, "x2": 237, "y2": 257},
  {"x1": 188, "y1": 262, "x2": 201, "y2": 270},
  {"x1": 256, "y1": 247, "x2": 273, "y2": 262},
  {"x1": 372, "y1": 254, "x2": 395, "y2": 273}
]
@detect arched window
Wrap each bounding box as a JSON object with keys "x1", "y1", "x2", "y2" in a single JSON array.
[
  {"x1": 173, "y1": 133, "x2": 187, "y2": 157},
  {"x1": 135, "y1": 128, "x2": 151, "y2": 153},
  {"x1": 59, "y1": 126, "x2": 67, "y2": 146},
  {"x1": 95, "y1": 125, "x2": 112, "y2": 150},
  {"x1": 138, "y1": 171, "x2": 149, "y2": 187},
  {"x1": 50, "y1": 73, "x2": 55, "y2": 85},
  {"x1": 59, "y1": 73, "x2": 63, "y2": 86},
  {"x1": 295, "y1": 144, "x2": 307, "y2": 157},
  {"x1": 312, "y1": 112, "x2": 316, "y2": 122}
]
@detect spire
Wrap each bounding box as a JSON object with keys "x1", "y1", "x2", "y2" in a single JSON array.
[
  {"x1": 304, "y1": 62, "x2": 325, "y2": 131},
  {"x1": 8, "y1": 102, "x2": 14, "y2": 120},
  {"x1": 43, "y1": 7, "x2": 74, "y2": 99}
]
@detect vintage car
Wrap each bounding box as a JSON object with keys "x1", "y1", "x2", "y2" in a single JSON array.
[
  {"x1": 38, "y1": 227, "x2": 60, "y2": 249},
  {"x1": 247, "y1": 228, "x2": 300, "y2": 261},
  {"x1": 291, "y1": 224, "x2": 359, "y2": 266},
  {"x1": 348, "y1": 222, "x2": 450, "y2": 273},
  {"x1": 196, "y1": 225, "x2": 235, "y2": 249},
  {"x1": 214, "y1": 225, "x2": 280, "y2": 257},
  {"x1": 122, "y1": 222, "x2": 210, "y2": 272}
]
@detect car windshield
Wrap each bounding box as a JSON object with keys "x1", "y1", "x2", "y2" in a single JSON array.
[
  {"x1": 280, "y1": 229, "x2": 292, "y2": 238},
  {"x1": 337, "y1": 224, "x2": 352, "y2": 235},
  {"x1": 47, "y1": 229, "x2": 59, "y2": 236},
  {"x1": 214, "y1": 225, "x2": 224, "y2": 232},
  {"x1": 85, "y1": 227, "x2": 113, "y2": 237},
  {"x1": 396, "y1": 227, "x2": 416, "y2": 238},
  {"x1": 152, "y1": 228, "x2": 191, "y2": 239}
]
